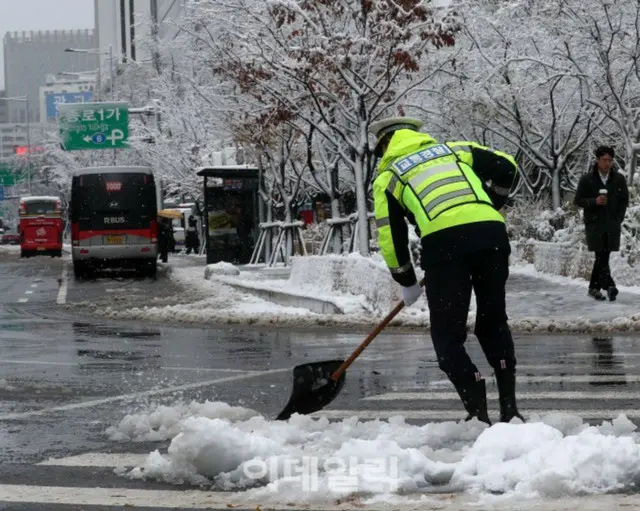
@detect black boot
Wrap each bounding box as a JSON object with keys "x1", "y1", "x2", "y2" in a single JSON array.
[
  {"x1": 454, "y1": 378, "x2": 491, "y2": 425},
  {"x1": 495, "y1": 370, "x2": 525, "y2": 423}
]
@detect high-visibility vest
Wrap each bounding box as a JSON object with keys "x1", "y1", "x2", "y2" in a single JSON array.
[{"x1": 373, "y1": 137, "x2": 505, "y2": 242}]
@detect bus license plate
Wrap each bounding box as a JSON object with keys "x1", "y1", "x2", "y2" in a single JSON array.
[
  {"x1": 105, "y1": 235, "x2": 125, "y2": 245},
  {"x1": 37, "y1": 246, "x2": 45, "y2": 251}
]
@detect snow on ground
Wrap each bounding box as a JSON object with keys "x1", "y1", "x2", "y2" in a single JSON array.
[
  {"x1": 107, "y1": 400, "x2": 640, "y2": 507},
  {"x1": 98, "y1": 255, "x2": 640, "y2": 333},
  {"x1": 97, "y1": 262, "x2": 316, "y2": 325},
  {"x1": 0, "y1": 244, "x2": 20, "y2": 254}
]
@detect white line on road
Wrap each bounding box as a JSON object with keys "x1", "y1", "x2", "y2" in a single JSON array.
[
  {"x1": 0, "y1": 359, "x2": 260, "y2": 373},
  {"x1": 0, "y1": 368, "x2": 288, "y2": 421},
  {"x1": 428, "y1": 374, "x2": 640, "y2": 384},
  {"x1": 56, "y1": 265, "x2": 68, "y2": 305},
  {"x1": 17, "y1": 298, "x2": 28, "y2": 303},
  {"x1": 311, "y1": 409, "x2": 640, "y2": 420},
  {"x1": 362, "y1": 391, "x2": 640, "y2": 401},
  {"x1": 37, "y1": 452, "x2": 149, "y2": 467},
  {"x1": 30, "y1": 284, "x2": 37, "y2": 288},
  {"x1": 0, "y1": 484, "x2": 637, "y2": 511},
  {"x1": 25, "y1": 290, "x2": 33, "y2": 295},
  {"x1": 561, "y1": 352, "x2": 640, "y2": 358},
  {"x1": 0, "y1": 485, "x2": 259, "y2": 510}
]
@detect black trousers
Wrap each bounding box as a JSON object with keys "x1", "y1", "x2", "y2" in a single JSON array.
[
  {"x1": 424, "y1": 248, "x2": 516, "y2": 386},
  {"x1": 589, "y1": 250, "x2": 615, "y2": 291}
]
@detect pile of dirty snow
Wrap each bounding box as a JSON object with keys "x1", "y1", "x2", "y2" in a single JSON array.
[
  {"x1": 204, "y1": 262, "x2": 240, "y2": 279},
  {"x1": 107, "y1": 400, "x2": 640, "y2": 506}
]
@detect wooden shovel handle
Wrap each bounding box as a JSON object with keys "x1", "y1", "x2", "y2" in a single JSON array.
[{"x1": 330, "y1": 278, "x2": 425, "y2": 382}]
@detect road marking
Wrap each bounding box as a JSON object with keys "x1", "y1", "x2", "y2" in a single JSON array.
[
  {"x1": 0, "y1": 359, "x2": 259, "y2": 373},
  {"x1": 0, "y1": 485, "x2": 263, "y2": 509},
  {"x1": 0, "y1": 484, "x2": 637, "y2": 511},
  {"x1": 561, "y1": 352, "x2": 640, "y2": 358},
  {"x1": 25, "y1": 291, "x2": 33, "y2": 295},
  {"x1": 30, "y1": 284, "x2": 37, "y2": 288},
  {"x1": 516, "y1": 364, "x2": 640, "y2": 370},
  {"x1": 428, "y1": 374, "x2": 640, "y2": 384},
  {"x1": 38, "y1": 452, "x2": 149, "y2": 467},
  {"x1": 56, "y1": 265, "x2": 68, "y2": 305},
  {"x1": 362, "y1": 391, "x2": 640, "y2": 401},
  {"x1": 311, "y1": 409, "x2": 640, "y2": 420},
  {"x1": 0, "y1": 368, "x2": 288, "y2": 421},
  {"x1": 17, "y1": 298, "x2": 28, "y2": 303}
]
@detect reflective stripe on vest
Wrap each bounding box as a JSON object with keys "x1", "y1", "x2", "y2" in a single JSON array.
[{"x1": 406, "y1": 159, "x2": 479, "y2": 220}]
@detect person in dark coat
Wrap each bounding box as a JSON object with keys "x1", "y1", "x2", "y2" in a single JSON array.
[
  {"x1": 574, "y1": 146, "x2": 629, "y2": 301},
  {"x1": 157, "y1": 217, "x2": 174, "y2": 263},
  {"x1": 185, "y1": 216, "x2": 200, "y2": 255}
]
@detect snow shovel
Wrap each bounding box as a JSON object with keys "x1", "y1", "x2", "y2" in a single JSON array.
[{"x1": 276, "y1": 278, "x2": 425, "y2": 421}]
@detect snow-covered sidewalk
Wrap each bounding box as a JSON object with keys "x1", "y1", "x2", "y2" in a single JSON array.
[{"x1": 97, "y1": 254, "x2": 640, "y2": 333}]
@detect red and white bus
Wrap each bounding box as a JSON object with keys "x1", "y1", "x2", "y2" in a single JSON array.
[
  {"x1": 70, "y1": 166, "x2": 160, "y2": 279},
  {"x1": 19, "y1": 196, "x2": 64, "y2": 258}
]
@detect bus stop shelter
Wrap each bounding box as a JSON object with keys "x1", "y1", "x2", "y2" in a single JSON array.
[{"x1": 196, "y1": 165, "x2": 260, "y2": 265}]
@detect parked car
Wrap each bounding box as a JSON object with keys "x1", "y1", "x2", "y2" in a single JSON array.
[{"x1": 1, "y1": 231, "x2": 20, "y2": 245}]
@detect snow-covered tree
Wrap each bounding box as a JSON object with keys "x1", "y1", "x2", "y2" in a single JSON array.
[
  {"x1": 194, "y1": 0, "x2": 460, "y2": 255},
  {"x1": 556, "y1": 0, "x2": 640, "y2": 185}
]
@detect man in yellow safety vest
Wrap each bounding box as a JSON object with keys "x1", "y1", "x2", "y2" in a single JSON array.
[{"x1": 370, "y1": 116, "x2": 523, "y2": 425}]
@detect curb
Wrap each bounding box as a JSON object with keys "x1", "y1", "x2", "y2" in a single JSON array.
[{"x1": 216, "y1": 278, "x2": 343, "y2": 315}]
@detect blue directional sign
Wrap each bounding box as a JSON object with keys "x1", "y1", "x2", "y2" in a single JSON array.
[{"x1": 46, "y1": 91, "x2": 94, "y2": 119}]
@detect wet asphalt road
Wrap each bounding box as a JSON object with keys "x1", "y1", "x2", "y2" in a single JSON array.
[{"x1": 1, "y1": 248, "x2": 640, "y2": 510}]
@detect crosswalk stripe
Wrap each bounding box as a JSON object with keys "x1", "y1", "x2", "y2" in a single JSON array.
[
  {"x1": 0, "y1": 484, "x2": 264, "y2": 510},
  {"x1": 361, "y1": 390, "x2": 640, "y2": 401},
  {"x1": 515, "y1": 364, "x2": 637, "y2": 370},
  {"x1": 1, "y1": 484, "x2": 639, "y2": 511},
  {"x1": 37, "y1": 452, "x2": 149, "y2": 467},
  {"x1": 426, "y1": 374, "x2": 638, "y2": 384},
  {"x1": 310, "y1": 409, "x2": 640, "y2": 420}
]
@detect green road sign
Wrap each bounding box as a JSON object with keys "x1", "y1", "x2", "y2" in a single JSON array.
[
  {"x1": 0, "y1": 163, "x2": 23, "y2": 187},
  {"x1": 58, "y1": 101, "x2": 129, "y2": 151}
]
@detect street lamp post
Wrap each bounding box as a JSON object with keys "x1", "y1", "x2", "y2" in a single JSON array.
[
  {"x1": 0, "y1": 95, "x2": 31, "y2": 194},
  {"x1": 65, "y1": 46, "x2": 115, "y2": 99},
  {"x1": 65, "y1": 46, "x2": 116, "y2": 163}
]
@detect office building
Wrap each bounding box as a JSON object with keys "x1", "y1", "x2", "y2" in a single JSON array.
[
  {"x1": 0, "y1": 123, "x2": 32, "y2": 160},
  {"x1": 3, "y1": 29, "x2": 98, "y2": 123},
  {"x1": 0, "y1": 91, "x2": 8, "y2": 124},
  {"x1": 94, "y1": 0, "x2": 187, "y2": 66}
]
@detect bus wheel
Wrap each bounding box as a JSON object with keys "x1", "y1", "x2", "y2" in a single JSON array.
[
  {"x1": 73, "y1": 261, "x2": 87, "y2": 279},
  {"x1": 20, "y1": 250, "x2": 29, "y2": 258},
  {"x1": 145, "y1": 259, "x2": 158, "y2": 279}
]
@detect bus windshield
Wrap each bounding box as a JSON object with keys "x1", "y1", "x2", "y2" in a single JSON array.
[
  {"x1": 21, "y1": 200, "x2": 59, "y2": 216},
  {"x1": 71, "y1": 172, "x2": 156, "y2": 223}
]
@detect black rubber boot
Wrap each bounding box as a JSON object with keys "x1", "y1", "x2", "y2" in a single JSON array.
[
  {"x1": 495, "y1": 370, "x2": 525, "y2": 423},
  {"x1": 454, "y1": 378, "x2": 491, "y2": 425}
]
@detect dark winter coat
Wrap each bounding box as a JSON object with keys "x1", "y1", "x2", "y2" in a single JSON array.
[{"x1": 574, "y1": 165, "x2": 629, "y2": 252}]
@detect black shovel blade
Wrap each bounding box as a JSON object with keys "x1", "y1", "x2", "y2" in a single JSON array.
[{"x1": 276, "y1": 359, "x2": 346, "y2": 421}]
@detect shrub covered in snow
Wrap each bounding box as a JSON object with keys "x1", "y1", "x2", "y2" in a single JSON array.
[{"x1": 505, "y1": 197, "x2": 582, "y2": 244}]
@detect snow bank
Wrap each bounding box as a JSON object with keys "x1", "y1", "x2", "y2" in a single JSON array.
[
  {"x1": 287, "y1": 254, "x2": 409, "y2": 314},
  {"x1": 0, "y1": 245, "x2": 20, "y2": 254},
  {"x1": 95, "y1": 255, "x2": 640, "y2": 333},
  {"x1": 204, "y1": 262, "x2": 240, "y2": 279},
  {"x1": 109, "y1": 400, "x2": 640, "y2": 506}
]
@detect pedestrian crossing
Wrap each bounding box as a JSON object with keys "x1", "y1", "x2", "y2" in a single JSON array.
[{"x1": 2, "y1": 344, "x2": 640, "y2": 510}]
